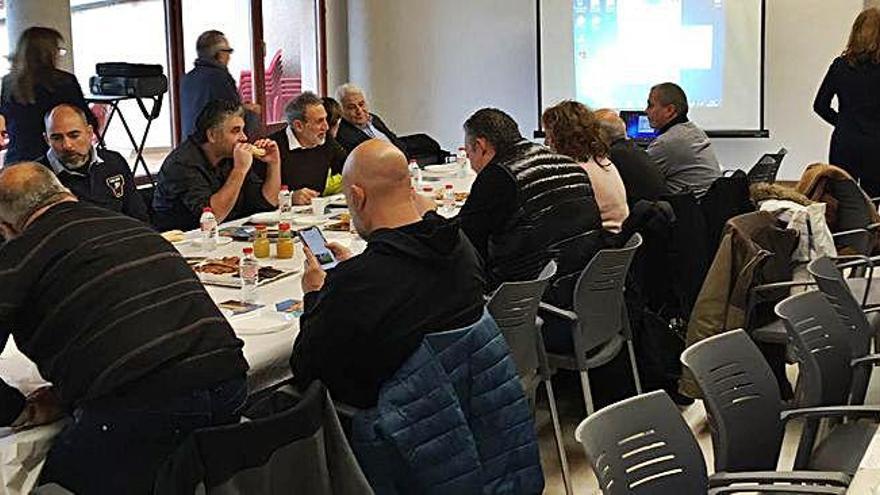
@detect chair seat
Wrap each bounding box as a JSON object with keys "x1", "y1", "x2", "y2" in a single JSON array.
[
  {"x1": 809, "y1": 420, "x2": 878, "y2": 474},
  {"x1": 752, "y1": 320, "x2": 788, "y2": 345},
  {"x1": 547, "y1": 334, "x2": 625, "y2": 371}
]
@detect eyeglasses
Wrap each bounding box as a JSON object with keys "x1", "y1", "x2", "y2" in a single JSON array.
[{"x1": 218, "y1": 48, "x2": 234, "y2": 54}]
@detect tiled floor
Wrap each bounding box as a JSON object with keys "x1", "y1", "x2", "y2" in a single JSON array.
[{"x1": 536, "y1": 365, "x2": 815, "y2": 494}]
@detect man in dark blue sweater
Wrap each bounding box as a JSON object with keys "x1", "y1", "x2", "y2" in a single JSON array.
[
  {"x1": 36, "y1": 104, "x2": 149, "y2": 223},
  {"x1": 180, "y1": 30, "x2": 260, "y2": 138}
]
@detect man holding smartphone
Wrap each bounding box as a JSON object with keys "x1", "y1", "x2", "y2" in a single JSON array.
[{"x1": 290, "y1": 140, "x2": 486, "y2": 408}]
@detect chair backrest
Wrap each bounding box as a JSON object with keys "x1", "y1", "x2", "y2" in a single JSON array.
[
  {"x1": 808, "y1": 256, "x2": 873, "y2": 404},
  {"x1": 775, "y1": 291, "x2": 854, "y2": 408},
  {"x1": 808, "y1": 257, "x2": 872, "y2": 357},
  {"x1": 487, "y1": 261, "x2": 557, "y2": 390},
  {"x1": 154, "y1": 381, "x2": 371, "y2": 494},
  {"x1": 747, "y1": 148, "x2": 787, "y2": 184},
  {"x1": 573, "y1": 233, "x2": 642, "y2": 351},
  {"x1": 575, "y1": 390, "x2": 708, "y2": 495},
  {"x1": 680, "y1": 330, "x2": 784, "y2": 473}
]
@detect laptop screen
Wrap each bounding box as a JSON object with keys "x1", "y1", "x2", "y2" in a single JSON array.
[{"x1": 620, "y1": 111, "x2": 658, "y2": 142}]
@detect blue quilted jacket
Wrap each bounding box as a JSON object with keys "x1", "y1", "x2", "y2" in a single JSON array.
[{"x1": 350, "y1": 310, "x2": 544, "y2": 494}]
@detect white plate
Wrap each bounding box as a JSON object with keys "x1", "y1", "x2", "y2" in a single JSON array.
[
  {"x1": 230, "y1": 311, "x2": 295, "y2": 335},
  {"x1": 190, "y1": 236, "x2": 233, "y2": 247},
  {"x1": 422, "y1": 164, "x2": 459, "y2": 177},
  {"x1": 292, "y1": 215, "x2": 330, "y2": 227},
  {"x1": 249, "y1": 211, "x2": 280, "y2": 225}
]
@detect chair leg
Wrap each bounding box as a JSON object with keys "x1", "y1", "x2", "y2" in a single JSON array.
[
  {"x1": 626, "y1": 340, "x2": 643, "y2": 394},
  {"x1": 545, "y1": 379, "x2": 573, "y2": 495},
  {"x1": 580, "y1": 370, "x2": 595, "y2": 415}
]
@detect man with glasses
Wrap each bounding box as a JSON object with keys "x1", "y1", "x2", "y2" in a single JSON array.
[
  {"x1": 180, "y1": 30, "x2": 261, "y2": 139},
  {"x1": 260, "y1": 91, "x2": 347, "y2": 204}
]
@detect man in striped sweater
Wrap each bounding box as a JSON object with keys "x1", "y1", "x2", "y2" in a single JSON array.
[{"x1": 0, "y1": 163, "x2": 249, "y2": 493}]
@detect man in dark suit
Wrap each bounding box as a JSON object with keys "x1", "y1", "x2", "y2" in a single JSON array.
[
  {"x1": 595, "y1": 109, "x2": 668, "y2": 205},
  {"x1": 334, "y1": 83, "x2": 407, "y2": 156}
]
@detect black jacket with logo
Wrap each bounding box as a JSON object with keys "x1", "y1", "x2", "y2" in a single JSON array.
[{"x1": 37, "y1": 149, "x2": 149, "y2": 224}]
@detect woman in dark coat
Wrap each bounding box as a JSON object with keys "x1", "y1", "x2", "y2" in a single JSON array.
[
  {"x1": 0, "y1": 27, "x2": 96, "y2": 165},
  {"x1": 814, "y1": 8, "x2": 880, "y2": 197}
]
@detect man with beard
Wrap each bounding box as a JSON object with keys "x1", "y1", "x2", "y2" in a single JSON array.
[
  {"x1": 36, "y1": 104, "x2": 148, "y2": 222},
  {"x1": 261, "y1": 91, "x2": 347, "y2": 204},
  {"x1": 152, "y1": 100, "x2": 281, "y2": 231}
]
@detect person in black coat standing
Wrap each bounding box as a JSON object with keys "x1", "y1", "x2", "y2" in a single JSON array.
[
  {"x1": 334, "y1": 83, "x2": 408, "y2": 157},
  {"x1": 814, "y1": 8, "x2": 880, "y2": 197},
  {"x1": 0, "y1": 27, "x2": 97, "y2": 165}
]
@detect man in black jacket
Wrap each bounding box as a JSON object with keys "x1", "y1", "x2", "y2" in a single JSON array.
[
  {"x1": 291, "y1": 140, "x2": 485, "y2": 408},
  {"x1": 594, "y1": 108, "x2": 668, "y2": 205},
  {"x1": 0, "y1": 163, "x2": 248, "y2": 494},
  {"x1": 458, "y1": 108, "x2": 601, "y2": 287},
  {"x1": 153, "y1": 100, "x2": 281, "y2": 231},
  {"x1": 334, "y1": 83, "x2": 407, "y2": 156},
  {"x1": 37, "y1": 104, "x2": 150, "y2": 223}
]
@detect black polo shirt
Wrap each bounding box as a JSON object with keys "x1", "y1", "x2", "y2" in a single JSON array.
[
  {"x1": 152, "y1": 137, "x2": 274, "y2": 231},
  {"x1": 37, "y1": 148, "x2": 149, "y2": 223}
]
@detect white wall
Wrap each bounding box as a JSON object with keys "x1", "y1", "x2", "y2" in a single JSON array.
[
  {"x1": 346, "y1": 0, "x2": 536, "y2": 151},
  {"x1": 711, "y1": 0, "x2": 863, "y2": 179},
  {"x1": 7, "y1": 0, "x2": 74, "y2": 72},
  {"x1": 325, "y1": 0, "x2": 349, "y2": 92},
  {"x1": 341, "y1": 0, "x2": 866, "y2": 179}
]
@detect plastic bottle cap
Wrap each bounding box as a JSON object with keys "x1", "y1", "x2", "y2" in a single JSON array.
[
  {"x1": 458, "y1": 146, "x2": 466, "y2": 150},
  {"x1": 445, "y1": 184, "x2": 454, "y2": 189},
  {"x1": 202, "y1": 207, "x2": 213, "y2": 212},
  {"x1": 278, "y1": 222, "x2": 290, "y2": 231},
  {"x1": 280, "y1": 185, "x2": 289, "y2": 191},
  {"x1": 255, "y1": 224, "x2": 267, "y2": 230},
  {"x1": 421, "y1": 186, "x2": 433, "y2": 192},
  {"x1": 242, "y1": 247, "x2": 254, "y2": 254}
]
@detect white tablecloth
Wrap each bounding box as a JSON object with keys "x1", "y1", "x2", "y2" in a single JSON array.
[{"x1": 0, "y1": 170, "x2": 475, "y2": 494}]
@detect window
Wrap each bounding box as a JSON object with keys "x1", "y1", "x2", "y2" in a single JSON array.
[
  {"x1": 71, "y1": 0, "x2": 172, "y2": 175},
  {"x1": 261, "y1": 0, "x2": 319, "y2": 123}
]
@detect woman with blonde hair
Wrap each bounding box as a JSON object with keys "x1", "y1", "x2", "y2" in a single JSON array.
[
  {"x1": 814, "y1": 7, "x2": 880, "y2": 196},
  {"x1": 0, "y1": 27, "x2": 96, "y2": 164},
  {"x1": 542, "y1": 100, "x2": 629, "y2": 232}
]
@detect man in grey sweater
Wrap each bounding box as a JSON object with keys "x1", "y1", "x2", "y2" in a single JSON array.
[{"x1": 645, "y1": 82, "x2": 721, "y2": 197}]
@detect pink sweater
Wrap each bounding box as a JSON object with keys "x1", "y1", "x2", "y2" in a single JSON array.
[{"x1": 581, "y1": 157, "x2": 629, "y2": 233}]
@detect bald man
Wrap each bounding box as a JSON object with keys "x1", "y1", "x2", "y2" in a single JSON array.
[
  {"x1": 37, "y1": 103, "x2": 149, "y2": 223},
  {"x1": 290, "y1": 140, "x2": 485, "y2": 408},
  {"x1": 594, "y1": 108, "x2": 667, "y2": 205},
  {"x1": 0, "y1": 164, "x2": 247, "y2": 493}
]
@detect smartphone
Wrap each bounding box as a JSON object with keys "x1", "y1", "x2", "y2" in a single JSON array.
[{"x1": 297, "y1": 226, "x2": 339, "y2": 269}]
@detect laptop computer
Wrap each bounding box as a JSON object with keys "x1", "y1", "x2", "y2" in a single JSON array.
[{"x1": 619, "y1": 110, "x2": 658, "y2": 146}]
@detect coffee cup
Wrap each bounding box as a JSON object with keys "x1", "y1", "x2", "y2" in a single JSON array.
[{"x1": 311, "y1": 197, "x2": 332, "y2": 216}]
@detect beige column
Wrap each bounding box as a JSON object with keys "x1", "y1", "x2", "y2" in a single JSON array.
[{"x1": 6, "y1": 0, "x2": 74, "y2": 71}]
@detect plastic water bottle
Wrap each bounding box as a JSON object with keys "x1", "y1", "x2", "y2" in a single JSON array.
[
  {"x1": 199, "y1": 207, "x2": 218, "y2": 252},
  {"x1": 239, "y1": 247, "x2": 259, "y2": 303},
  {"x1": 456, "y1": 147, "x2": 469, "y2": 178},
  {"x1": 442, "y1": 184, "x2": 455, "y2": 215},
  {"x1": 408, "y1": 159, "x2": 422, "y2": 189},
  {"x1": 278, "y1": 185, "x2": 293, "y2": 224}
]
